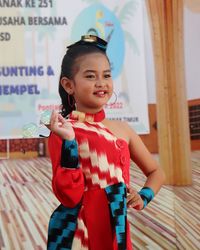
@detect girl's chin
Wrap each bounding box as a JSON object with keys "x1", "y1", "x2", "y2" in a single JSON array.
[{"x1": 91, "y1": 96, "x2": 109, "y2": 104}]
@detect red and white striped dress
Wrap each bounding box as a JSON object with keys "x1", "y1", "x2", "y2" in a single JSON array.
[{"x1": 48, "y1": 109, "x2": 133, "y2": 250}]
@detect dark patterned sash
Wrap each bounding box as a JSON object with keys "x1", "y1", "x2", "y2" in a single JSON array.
[
  {"x1": 105, "y1": 182, "x2": 127, "y2": 250},
  {"x1": 47, "y1": 203, "x2": 81, "y2": 250}
]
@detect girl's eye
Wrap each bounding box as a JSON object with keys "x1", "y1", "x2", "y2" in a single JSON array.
[
  {"x1": 86, "y1": 75, "x2": 95, "y2": 79},
  {"x1": 104, "y1": 74, "x2": 111, "y2": 78}
]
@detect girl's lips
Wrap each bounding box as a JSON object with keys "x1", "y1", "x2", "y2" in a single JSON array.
[
  {"x1": 93, "y1": 91, "x2": 108, "y2": 97},
  {"x1": 93, "y1": 90, "x2": 107, "y2": 94}
]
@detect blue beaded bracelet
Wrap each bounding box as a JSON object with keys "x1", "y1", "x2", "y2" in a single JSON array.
[{"x1": 138, "y1": 187, "x2": 155, "y2": 209}]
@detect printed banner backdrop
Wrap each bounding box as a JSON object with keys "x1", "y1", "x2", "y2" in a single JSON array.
[{"x1": 0, "y1": 0, "x2": 149, "y2": 139}]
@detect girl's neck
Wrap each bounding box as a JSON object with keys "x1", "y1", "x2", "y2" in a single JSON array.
[{"x1": 75, "y1": 105, "x2": 104, "y2": 115}]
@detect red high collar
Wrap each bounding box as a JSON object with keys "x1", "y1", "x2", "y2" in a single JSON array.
[{"x1": 69, "y1": 109, "x2": 105, "y2": 122}]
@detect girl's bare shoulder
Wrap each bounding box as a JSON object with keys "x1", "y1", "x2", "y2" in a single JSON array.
[{"x1": 102, "y1": 119, "x2": 134, "y2": 143}]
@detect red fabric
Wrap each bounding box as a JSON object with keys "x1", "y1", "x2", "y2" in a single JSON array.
[{"x1": 83, "y1": 189, "x2": 113, "y2": 250}]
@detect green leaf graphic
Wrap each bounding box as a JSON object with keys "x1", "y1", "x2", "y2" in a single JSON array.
[
  {"x1": 118, "y1": 0, "x2": 138, "y2": 25},
  {"x1": 123, "y1": 30, "x2": 140, "y2": 55}
]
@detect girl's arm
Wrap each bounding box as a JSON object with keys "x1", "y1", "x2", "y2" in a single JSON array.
[
  {"x1": 48, "y1": 132, "x2": 84, "y2": 208},
  {"x1": 48, "y1": 111, "x2": 84, "y2": 208},
  {"x1": 124, "y1": 122, "x2": 165, "y2": 209}
]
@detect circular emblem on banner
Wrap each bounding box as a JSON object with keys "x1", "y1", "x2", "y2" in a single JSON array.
[{"x1": 71, "y1": 3, "x2": 125, "y2": 79}]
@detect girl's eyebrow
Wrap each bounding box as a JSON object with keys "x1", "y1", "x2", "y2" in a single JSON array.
[{"x1": 83, "y1": 69, "x2": 111, "y2": 73}]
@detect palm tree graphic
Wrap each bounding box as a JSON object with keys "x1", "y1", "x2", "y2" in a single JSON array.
[{"x1": 83, "y1": 0, "x2": 140, "y2": 55}]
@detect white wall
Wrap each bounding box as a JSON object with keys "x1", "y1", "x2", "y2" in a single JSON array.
[
  {"x1": 184, "y1": 7, "x2": 200, "y2": 100},
  {"x1": 143, "y1": 3, "x2": 156, "y2": 104}
]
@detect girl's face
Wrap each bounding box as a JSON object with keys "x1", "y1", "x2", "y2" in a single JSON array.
[{"x1": 71, "y1": 53, "x2": 113, "y2": 112}]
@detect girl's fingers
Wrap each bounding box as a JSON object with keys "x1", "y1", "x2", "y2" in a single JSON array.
[
  {"x1": 127, "y1": 187, "x2": 144, "y2": 210},
  {"x1": 127, "y1": 195, "x2": 140, "y2": 206},
  {"x1": 127, "y1": 187, "x2": 137, "y2": 194},
  {"x1": 127, "y1": 196, "x2": 143, "y2": 209},
  {"x1": 50, "y1": 110, "x2": 56, "y2": 122},
  {"x1": 50, "y1": 111, "x2": 58, "y2": 130},
  {"x1": 127, "y1": 192, "x2": 139, "y2": 203},
  {"x1": 48, "y1": 111, "x2": 75, "y2": 139},
  {"x1": 57, "y1": 113, "x2": 66, "y2": 123},
  {"x1": 127, "y1": 188, "x2": 137, "y2": 202}
]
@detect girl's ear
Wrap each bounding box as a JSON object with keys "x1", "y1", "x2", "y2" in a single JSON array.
[{"x1": 60, "y1": 77, "x2": 74, "y2": 94}]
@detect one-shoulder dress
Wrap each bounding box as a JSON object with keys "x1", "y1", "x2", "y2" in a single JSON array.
[{"x1": 47, "y1": 109, "x2": 133, "y2": 250}]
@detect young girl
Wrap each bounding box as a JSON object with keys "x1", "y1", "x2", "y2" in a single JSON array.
[{"x1": 46, "y1": 35, "x2": 165, "y2": 250}]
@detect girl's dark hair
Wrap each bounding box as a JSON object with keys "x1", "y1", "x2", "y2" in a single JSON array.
[{"x1": 59, "y1": 44, "x2": 109, "y2": 117}]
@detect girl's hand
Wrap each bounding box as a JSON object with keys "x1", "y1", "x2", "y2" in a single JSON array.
[
  {"x1": 47, "y1": 111, "x2": 75, "y2": 140},
  {"x1": 127, "y1": 186, "x2": 144, "y2": 210}
]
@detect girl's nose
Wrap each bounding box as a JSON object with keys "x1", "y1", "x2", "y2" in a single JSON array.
[{"x1": 95, "y1": 78, "x2": 105, "y2": 88}]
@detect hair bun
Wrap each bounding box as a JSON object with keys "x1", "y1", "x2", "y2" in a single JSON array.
[{"x1": 67, "y1": 35, "x2": 107, "y2": 52}]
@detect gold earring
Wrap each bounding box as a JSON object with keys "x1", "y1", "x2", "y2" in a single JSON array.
[{"x1": 108, "y1": 91, "x2": 117, "y2": 105}]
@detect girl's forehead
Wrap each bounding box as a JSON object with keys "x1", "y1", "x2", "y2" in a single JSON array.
[
  {"x1": 77, "y1": 53, "x2": 109, "y2": 67},
  {"x1": 78, "y1": 52, "x2": 107, "y2": 61}
]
